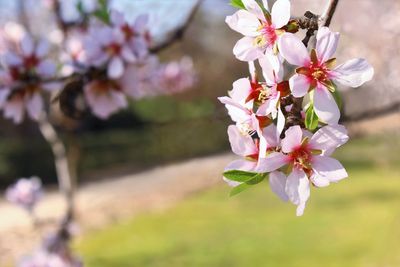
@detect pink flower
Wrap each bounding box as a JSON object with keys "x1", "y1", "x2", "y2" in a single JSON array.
[
  {"x1": 224, "y1": 124, "x2": 280, "y2": 187},
  {"x1": 226, "y1": 0, "x2": 291, "y2": 61},
  {"x1": 110, "y1": 10, "x2": 150, "y2": 60},
  {"x1": 278, "y1": 27, "x2": 374, "y2": 124},
  {"x1": 258, "y1": 124, "x2": 349, "y2": 215},
  {"x1": 6, "y1": 177, "x2": 43, "y2": 212},
  {"x1": 84, "y1": 79, "x2": 128, "y2": 119},
  {"x1": 85, "y1": 26, "x2": 136, "y2": 79}
]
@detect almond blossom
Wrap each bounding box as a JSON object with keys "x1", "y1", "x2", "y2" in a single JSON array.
[
  {"x1": 0, "y1": 35, "x2": 56, "y2": 123},
  {"x1": 6, "y1": 177, "x2": 43, "y2": 212},
  {"x1": 278, "y1": 27, "x2": 374, "y2": 124},
  {"x1": 84, "y1": 79, "x2": 128, "y2": 119},
  {"x1": 258, "y1": 124, "x2": 349, "y2": 215},
  {"x1": 226, "y1": 0, "x2": 291, "y2": 61}
]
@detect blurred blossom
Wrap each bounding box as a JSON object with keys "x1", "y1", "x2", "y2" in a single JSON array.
[
  {"x1": 156, "y1": 56, "x2": 197, "y2": 95},
  {"x1": 0, "y1": 33, "x2": 57, "y2": 123},
  {"x1": 6, "y1": 177, "x2": 43, "y2": 212}
]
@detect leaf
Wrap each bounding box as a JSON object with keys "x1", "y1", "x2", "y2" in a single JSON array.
[
  {"x1": 245, "y1": 173, "x2": 266, "y2": 185},
  {"x1": 331, "y1": 85, "x2": 343, "y2": 110},
  {"x1": 93, "y1": 0, "x2": 110, "y2": 24},
  {"x1": 305, "y1": 104, "x2": 319, "y2": 131},
  {"x1": 230, "y1": 183, "x2": 251, "y2": 197},
  {"x1": 230, "y1": 0, "x2": 245, "y2": 9},
  {"x1": 223, "y1": 170, "x2": 259, "y2": 182}
]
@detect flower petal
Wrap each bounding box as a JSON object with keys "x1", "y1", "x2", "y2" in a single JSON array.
[
  {"x1": 332, "y1": 58, "x2": 374, "y2": 87},
  {"x1": 35, "y1": 39, "x2": 49, "y2": 58},
  {"x1": 262, "y1": 124, "x2": 280, "y2": 148},
  {"x1": 256, "y1": 152, "x2": 289, "y2": 172},
  {"x1": 259, "y1": 53, "x2": 283, "y2": 85},
  {"x1": 242, "y1": 0, "x2": 266, "y2": 21},
  {"x1": 230, "y1": 78, "x2": 252, "y2": 104},
  {"x1": 269, "y1": 171, "x2": 289, "y2": 201},
  {"x1": 309, "y1": 125, "x2": 349, "y2": 156},
  {"x1": 313, "y1": 86, "x2": 340, "y2": 125},
  {"x1": 218, "y1": 96, "x2": 251, "y2": 123},
  {"x1": 21, "y1": 35, "x2": 34, "y2": 55},
  {"x1": 37, "y1": 60, "x2": 56, "y2": 78},
  {"x1": 278, "y1": 33, "x2": 310, "y2": 66},
  {"x1": 310, "y1": 173, "x2": 330, "y2": 187},
  {"x1": 225, "y1": 10, "x2": 260, "y2": 37},
  {"x1": 26, "y1": 93, "x2": 43, "y2": 121},
  {"x1": 281, "y1": 125, "x2": 302, "y2": 153},
  {"x1": 316, "y1": 26, "x2": 339, "y2": 63},
  {"x1": 289, "y1": 74, "x2": 310, "y2": 97},
  {"x1": 108, "y1": 56, "x2": 124, "y2": 79},
  {"x1": 271, "y1": 0, "x2": 291, "y2": 29},
  {"x1": 285, "y1": 168, "x2": 310, "y2": 216},
  {"x1": 223, "y1": 159, "x2": 257, "y2": 187},
  {"x1": 228, "y1": 125, "x2": 257, "y2": 156},
  {"x1": 312, "y1": 155, "x2": 348, "y2": 182},
  {"x1": 233, "y1": 36, "x2": 264, "y2": 61}
]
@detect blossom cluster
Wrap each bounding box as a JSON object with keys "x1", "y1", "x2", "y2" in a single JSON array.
[
  {"x1": 0, "y1": 8, "x2": 196, "y2": 122},
  {"x1": 219, "y1": 0, "x2": 374, "y2": 215}
]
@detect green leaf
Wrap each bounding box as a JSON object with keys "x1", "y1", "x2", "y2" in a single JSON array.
[
  {"x1": 245, "y1": 173, "x2": 266, "y2": 185},
  {"x1": 93, "y1": 0, "x2": 110, "y2": 24},
  {"x1": 230, "y1": 183, "x2": 251, "y2": 197},
  {"x1": 331, "y1": 86, "x2": 343, "y2": 110},
  {"x1": 305, "y1": 104, "x2": 319, "y2": 131},
  {"x1": 223, "y1": 170, "x2": 259, "y2": 182},
  {"x1": 230, "y1": 0, "x2": 245, "y2": 9}
]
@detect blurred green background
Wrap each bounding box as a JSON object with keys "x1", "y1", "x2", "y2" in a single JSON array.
[{"x1": 75, "y1": 134, "x2": 400, "y2": 267}]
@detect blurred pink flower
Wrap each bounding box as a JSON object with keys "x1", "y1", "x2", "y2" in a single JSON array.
[
  {"x1": 6, "y1": 177, "x2": 43, "y2": 212},
  {"x1": 84, "y1": 79, "x2": 128, "y2": 119},
  {"x1": 278, "y1": 27, "x2": 374, "y2": 124},
  {"x1": 226, "y1": 0, "x2": 291, "y2": 61}
]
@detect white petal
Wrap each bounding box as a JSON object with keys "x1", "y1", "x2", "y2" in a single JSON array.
[
  {"x1": 21, "y1": 35, "x2": 34, "y2": 55},
  {"x1": 276, "y1": 104, "x2": 285, "y2": 134},
  {"x1": 269, "y1": 171, "x2": 288, "y2": 201},
  {"x1": 110, "y1": 10, "x2": 125, "y2": 26},
  {"x1": 242, "y1": 0, "x2": 266, "y2": 21},
  {"x1": 278, "y1": 33, "x2": 310, "y2": 66},
  {"x1": 108, "y1": 57, "x2": 124, "y2": 79},
  {"x1": 121, "y1": 46, "x2": 137, "y2": 63},
  {"x1": 309, "y1": 125, "x2": 349, "y2": 156},
  {"x1": 310, "y1": 173, "x2": 330, "y2": 187},
  {"x1": 271, "y1": 0, "x2": 291, "y2": 29},
  {"x1": 333, "y1": 58, "x2": 374, "y2": 87},
  {"x1": 230, "y1": 78, "x2": 252, "y2": 103},
  {"x1": 262, "y1": 124, "x2": 280, "y2": 148},
  {"x1": 26, "y1": 93, "x2": 43, "y2": 121},
  {"x1": 225, "y1": 10, "x2": 261, "y2": 37},
  {"x1": 259, "y1": 53, "x2": 283, "y2": 85},
  {"x1": 228, "y1": 125, "x2": 257, "y2": 156},
  {"x1": 233, "y1": 36, "x2": 264, "y2": 61},
  {"x1": 289, "y1": 74, "x2": 310, "y2": 97},
  {"x1": 37, "y1": 60, "x2": 56, "y2": 78},
  {"x1": 281, "y1": 125, "x2": 302, "y2": 153},
  {"x1": 4, "y1": 52, "x2": 22, "y2": 66},
  {"x1": 312, "y1": 155, "x2": 348, "y2": 182},
  {"x1": 316, "y1": 26, "x2": 339, "y2": 63},
  {"x1": 35, "y1": 39, "x2": 49, "y2": 58},
  {"x1": 313, "y1": 86, "x2": 340, "y2": 125},
  {"x1": 4, "y1": 98, "x2": 24, "y2": 124},
  {"x1": 256, "y1": 152, "x2": 289, "y2": 172},
  {"x1": 134, "y1": 14, "x2": 149, "y2": 34},
  {"x1": 285, "y1": 168, "x2": 310, "y2": 216},
  {"x1": 218, "y1": 96, "x2": 251, "y2": 123}
]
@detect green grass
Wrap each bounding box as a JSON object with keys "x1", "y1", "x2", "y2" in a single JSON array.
[{"x1": 75, "y1": 134, "x2": 400, "y2": 267}]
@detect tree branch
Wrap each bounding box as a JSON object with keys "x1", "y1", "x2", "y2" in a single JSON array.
[
  {"x1": 149, "y1": 0, "x2": 202, "y2": 53},
  {"x1": 37, "y1": 112, "x2": 75, "y2": 219}
]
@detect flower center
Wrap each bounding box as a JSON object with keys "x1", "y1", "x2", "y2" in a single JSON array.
[
  {"x1": 289, "y1": 140, "x2": 312, "y2": 170},
  {"x1": 254, "y1": 24, "x2": 277, "y2": 48},
  {"x1": 24, "y1": 55, "x2": 39, "y2": 69},
  {"x1": 105, "y1": 43, "x2": 122, "y2": 56},
  {"x1": 121, "y1": 24, "x2": 134, "y2": 40},
  {"x1": 309, "y1": 64, "x2": 329, "y2": 82}
]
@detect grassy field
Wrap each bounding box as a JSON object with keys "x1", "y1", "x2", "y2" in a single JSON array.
[{"x1": 76, "y1": 134, "x2": 400, "y2": 267}]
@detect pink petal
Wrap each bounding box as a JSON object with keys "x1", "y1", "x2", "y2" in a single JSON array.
[
  {"x1": 37, "y1": 60, "x2": 56, "y2": 78},
  {"x1": 316, "y1": 26, "x2": 339, "y2": 63},
  {"x1": 271, "y1": 0, "x2": 291, "y2": 29},
  {"x1": 278, "y1": 33, "x2": 310, "y2": 66},
  {"x1": 285, "y1": 168, "x2": 310, "y2": 216},
  {"x1": 289, "y1": 74, "x2": 310, "y2": 97},
  {"x1": 4, "y1": 98, "x2": 24, "y2": 124},
  {"x1": 259, "y1": 54, "x2": 283, "y2": 85},
  {"x1": 269, "y1": 171, "x2": 288, "y2": 201},
  {"x1": 26, "y1": 93, "x2": 43, "y2": 121},
  {"x1": 21, "y1": 35, "x2": 34, "y2": 55},
  {"x1": 134, "y1": 14, "x2": 149, "y2": 34},
  {"x1": 313, "y1": 86, "x2": 340, "y2": 125},
  {"x1": 310, "y1": 174, "x2": 330, "y2": 187},
  {"x1": 233, "y1": 36, "x2": 264, "y2": 61},
  {"x1": 228, "y1": 125, "x2": 257, "y2": 156},
  {"x1": 225, "y1": 10, "x2": 260, "y2": 37},
  {"x1": 110, "y1": 10, "x2": 125, "y2": 26},
  {"x1": 218, "y1": 96, "x2": 251, "y2": 123},
  {"x1": 256, "y1": 95, "x2": 278, "y2": 116},
  {"x1": 242, "y1": 0, "x2": 266, "y2": 21},
  {"x1": 309, "y1": 125, "x2": 349, "y2": 156},
  {"x1": 281, "y1": 125, "x2": 302, "y2": 153},
  {"x1": 332, "y1": 58, "x2": 374, "y2": 87},
  {"x1": 4, "y1": 52, "x2": 22, "y2": 66},
  {"x1": 108, "y1": 56, "x2": 124, "y2": 79},
  {"x1": 0, "y1": 89, "x2": 10, "y2": 107},
  {"x1": 35, "y1": 39, "x2": 49, "y2": 58},
  {"x1": 256, "y1": 152, "x2": 289, "y2": 172},
  {"x1": 231, "y1": 78, "x2": 252, "y2": 103},
  {"x1": 121, "y1": 46, "x2": 137, "y2": 63},
  {"x1": 312, "y1": 155, "x2": 348, "y2": 182}
]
